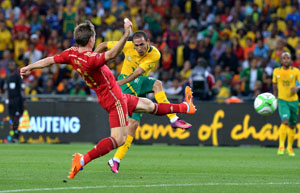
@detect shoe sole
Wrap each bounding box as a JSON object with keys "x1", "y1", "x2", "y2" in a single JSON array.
[
  {"x1": 68, "y1": 153, "x2": 83, "y2": 179},
  {"x1": 172, "y1": 124, "x2": 192, "y2": 129},
  {"x1": 108, "y1": 159, "x2": 118, "y2": 174},
  {"x1": 185, "y1": 86, "x2": 196, "y2": 114}
]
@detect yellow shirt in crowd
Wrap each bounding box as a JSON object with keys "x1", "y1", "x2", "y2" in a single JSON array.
[{"x1": 0, "y1": 29, "x2": 12, "y2": 51}]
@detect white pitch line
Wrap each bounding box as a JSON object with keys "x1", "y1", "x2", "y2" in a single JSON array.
[{"x1": 1, "y1": 182, "x2": 300, "y2": 193}]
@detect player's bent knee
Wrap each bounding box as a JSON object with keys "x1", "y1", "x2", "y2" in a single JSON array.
[
  {"x1": 153, "y1": 80, "x2": 163, "y2": 92},
  {"x1": 111, "y1": 127, "x2": 127, "y2": 146},
  {"x1": 140, "y1": 98, "x2": 154, "y2": 112},
  {"x1": 282, "y1": 119, "x2": 289, "y2": 125},
  {"x1": 112, "y1": 135, "x2": 126, "y2": 147},
  {"x1": 128, "y1": 119, "x2": 139, "y2": 136}
]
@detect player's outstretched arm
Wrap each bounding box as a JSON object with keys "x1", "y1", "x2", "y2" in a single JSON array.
[
  {"x1": 94, "y1": 42, "x2": 107, "y2": 53},
  {"x1": 105, "y1": 19, "x2": 132, "y2": 61},
  {"x1": 118, "y1": 67, "x2": 145, "y2": 86},
  {"x1": 20, "y1": 57, "x2": 55, "y2": 79}
]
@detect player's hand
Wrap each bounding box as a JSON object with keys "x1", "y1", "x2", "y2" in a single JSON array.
[
  {"x1": 116, "y1": 80, "x2": 121, "y2": 86},
  {"x1": 20, "y1": 66, "x2": 31, "y2": 79},
  {"x1": 123, "y1": 18, "x2": 132, "y2": 36},
  {"x1": 290, "y1": 86, "x2": 299, "y2": 94}
]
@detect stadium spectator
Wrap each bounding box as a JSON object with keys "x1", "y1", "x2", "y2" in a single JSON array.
[
  {"x1": 70, "y1": 81, "x2": 86, "y2": 98},
  {"x1": 265, "y1": 29, "x2": 281, "y2": 50},
  {"x1": 180, "y1": 60, "x2": 193, "y2": 82},
  {"x1": 217, "y1": 44, "x2": 239, "y2": 74},
  {"x1": 292, "y1": 50, "x2": 300, "y2": 69},
  {"x1": 190, "y1": 58, "x2": 215, "y2": 100},
  {"x1": 240, "y1": 57, "x2": 263, "y2": 96},
  {"x1": 210, "y1": 39, "x2": 226, "y2": 66},
  {"x1": 0, "y1": 20, "x2": 12, "y2": 58},
  {"x1": 0, "y1": 50, "x2": 13, "y2": 78},
  {"x1": 165, "y1": 79, "x2": 183, "y2": 97},
  {"x1": 183, "y1": 35, "x2": 198, "y2": 67},
  {"x1": 254, "y1": 38, "x2": 269, "y2": 59},
  {"x1": 24, "y1": 43, "x2": 42, "y2": 64},
  {"x1": 244, "y1": 37, "x2": 256, "y2": 60},
  {"x1": 286, "y1": 6, "x2": 300, "y2": 27}
]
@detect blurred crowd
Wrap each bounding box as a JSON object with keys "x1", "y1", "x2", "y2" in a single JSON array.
[{"x1": 0, "y1": 0, "x2": 299, "y2": 102}]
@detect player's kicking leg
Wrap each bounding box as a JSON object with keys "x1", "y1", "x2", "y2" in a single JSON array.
[
  {"x1": 153, "y1": 81, "x2": 193, "y2": 129},
  {"x1": 134, "y1": 86, "x2": 196, "y2": 115}
]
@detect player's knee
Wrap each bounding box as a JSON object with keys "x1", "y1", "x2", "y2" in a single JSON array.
[
  {"x1": 153, "y1": 80, "x2": 163, "y2": 92},
  {"x1": 282, "y1": 119, "x2": 289, "y2": 125},
  {"x1": 143, "y1": 98, "x2": 155, "y2": 112},
  {"x1": 128, "y1": 119, "x2": 139, "y2": 135},
  {"x1": 111, "y1": 134, "x2": 126, "y2": 147}
]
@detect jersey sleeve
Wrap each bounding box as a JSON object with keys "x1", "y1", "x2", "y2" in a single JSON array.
[
  {"x1": 272, "y1": 69, "x2": 278, "y2": 83},
  {"x1": 107, "y1": 41, "x2": 118, "y2": 50},
  {"x1": 89, "y1": 52, "x2": 106, "y2": 69},
  {"x1": 53, "y1": 49, "x2": 70, "y2": 64}
]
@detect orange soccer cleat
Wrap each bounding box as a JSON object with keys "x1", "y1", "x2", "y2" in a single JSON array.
[
  {"x1": 185, "y1": 86, "x2": 196, "y2": 114},
  {"x1": 67, "y1": 153, "x2": 83, "y2": 179}
]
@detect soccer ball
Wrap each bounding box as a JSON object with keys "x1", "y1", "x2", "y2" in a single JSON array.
[{"x1": 254, "y1": 93, "x2": 277, "y2": 116}]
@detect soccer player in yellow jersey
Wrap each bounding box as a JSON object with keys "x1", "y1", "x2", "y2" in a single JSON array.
[
  {"x1": 95, "y1": 30, "x2": 192, "y2": 173},
  {"x1": 272, "y1": 52, "x2": 300, "y2": 156}
]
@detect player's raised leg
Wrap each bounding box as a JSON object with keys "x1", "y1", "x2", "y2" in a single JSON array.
[
  {"x1": 133, "y1": 86, "x2": 196, "y2": 115},
  {"x1": 153, "y1": 81, "x2": 192, "y2": 129}
]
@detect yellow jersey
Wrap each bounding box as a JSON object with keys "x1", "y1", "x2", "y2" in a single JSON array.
[
  {"x1": 272, "y1": 66, "x2": 300, "y2": 101},
  {"x1": 107, "y1": 41, "x2": 161, "y2": 76}
]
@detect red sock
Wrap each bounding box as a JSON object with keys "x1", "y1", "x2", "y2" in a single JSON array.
[
  {"x1": 152, "y1": 103, "x2": 187, "y2": 115},
  {"x1": 83, "y1": 137, "x2": 118, "y2": 165}
]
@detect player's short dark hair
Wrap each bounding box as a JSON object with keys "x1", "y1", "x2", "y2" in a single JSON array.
[
  {"x1": 74, "y1": 21, "x2": 95, "y2": 46},
  {"x1": 132, "y1": 30, "x2": 149, "y2": 41}
]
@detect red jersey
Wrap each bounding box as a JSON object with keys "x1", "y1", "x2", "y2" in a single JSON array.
[{"x1": 53, "y1": 47, "x2": 124, "y2": 110}]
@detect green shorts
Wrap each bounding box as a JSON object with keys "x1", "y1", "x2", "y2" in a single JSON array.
[
  {"x1": 278, "y1": 99, "x2": 299, "y2": 126},
  {"x1": 118, "y1": 74, "x2": 156, "y2": 121}
]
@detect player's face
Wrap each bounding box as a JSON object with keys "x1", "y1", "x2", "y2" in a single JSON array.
[
  {"x1": 133, "y1": 37, "x2": 149, "y2": 56},
  {"x1": 281, "y1": 54, "x2": 291, "y2": 68}
]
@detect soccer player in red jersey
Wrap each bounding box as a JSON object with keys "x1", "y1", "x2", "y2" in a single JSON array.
[{"x1": 20, "y1": 20, "x2": 196, "y2": 179}]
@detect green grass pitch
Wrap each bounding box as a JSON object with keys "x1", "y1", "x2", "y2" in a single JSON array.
[{"x1": 0, "y1": 144, "x2": 299, "y2": 193}]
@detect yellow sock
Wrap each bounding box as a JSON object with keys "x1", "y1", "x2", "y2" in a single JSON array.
[
  {"x1": 279, "y1": 124, "x2": 287, "y2": 148},
  {"x1": 287, "y1": 127, "x2": 296, "y2": 149},
  {"x1": 114, "y1": 134, "x2": 134, "y2": 161},
  {"x1": 154, "y1": 91, "x2": 177, "y2": 121}
]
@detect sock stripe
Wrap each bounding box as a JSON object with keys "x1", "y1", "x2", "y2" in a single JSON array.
[
  {"x1": 109, "y1": 136, "x2": 118, "y2": 149},
  {"x1": 153, "y1": 103, "x2": 158, "y2": 114}
]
